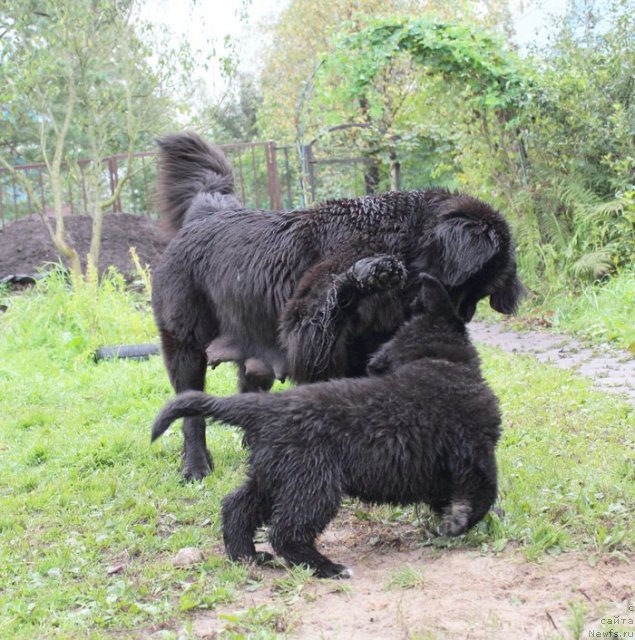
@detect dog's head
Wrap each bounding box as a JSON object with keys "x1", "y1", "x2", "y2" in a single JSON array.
[
  {"x1": 367, "y1": 273, "x2": 477, "y2": 375},
  {"x1": 413, "y1": 193, "x2": 526, "y2": 322}
]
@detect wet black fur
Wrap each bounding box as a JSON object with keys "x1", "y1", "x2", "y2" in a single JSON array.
[
  {"x1": 151, "y1": 275, "x2": 502, "y2": 578},
  {"x1": 151, "y1": 132, "x2": 523, "y2": 480}
]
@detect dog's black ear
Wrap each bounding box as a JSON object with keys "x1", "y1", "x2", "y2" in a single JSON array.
[
  {"x1": 434, "y1": 217, "x2": 499, "y2": 287},
  {"x1": 490, "y1": 275, "x2": 527, "y2": 315},
  {"x1": 412, "y1": 273, "x2": 456, "y2": 319}
]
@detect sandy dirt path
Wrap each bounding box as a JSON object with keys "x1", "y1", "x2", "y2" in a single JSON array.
[{"x1": 188, "y1": 511, "x2": 633, "y2": 639}]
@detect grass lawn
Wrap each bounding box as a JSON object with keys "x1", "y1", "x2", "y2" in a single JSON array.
[
  {"x1": 514, "y1": 266, "x2": 635, "y2": 352},
  {"x1": 0, "y1": 272, "x2": 633, "y2": 638}
]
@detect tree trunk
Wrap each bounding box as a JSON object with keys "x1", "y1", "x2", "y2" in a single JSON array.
[
  {"x1": 358, "y1": 95, "x2": 380, "y2": 195},
  {"x1": 48, "y1": 78, "x2": 83, "y2": 277},
  {"x1": 389, "y1": 150, "x2": 401, "y2": 191},
  {"x1": 50, "y1": 165, "x2": 82, "y2": 275},
  {"x1": 364, "y1": 160, "x2": 380, "y2": 195},
  {"x1": 88, "y1": 200, "x2": 104, "y2": 273}
]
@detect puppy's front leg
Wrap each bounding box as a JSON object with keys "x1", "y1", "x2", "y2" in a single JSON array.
[{"x1": 281, "y1": 254, "x2": 406, "y2": 383}]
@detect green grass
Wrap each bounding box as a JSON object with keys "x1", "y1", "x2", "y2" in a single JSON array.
[
  {"x1": 385, "y1": 564, "x2": 426, "y2": 590},
  {"x1": 0, "y1": 271, "x2": 633, "y2": 637},
  {"x1": 545, "y1": 267, "x2": 635, "y2": 351},
  {"x1": 479, "y1": 347, "x2": 633, "y2": 558},
  {"x1": 509, "y1": 266, "x2": 635, "y2": 352},
  {"x1": 218, "y1": 605, "x2": 290, "y2": 639}
]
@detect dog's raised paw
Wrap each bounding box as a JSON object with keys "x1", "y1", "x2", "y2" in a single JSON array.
[{"x1": 347, "y1": 255, "x2": 407, "y2": 292}]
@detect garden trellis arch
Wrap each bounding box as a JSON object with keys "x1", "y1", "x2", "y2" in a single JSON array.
[{"x1": 296, "y1": 17, "x2": 533, "y2": 201}]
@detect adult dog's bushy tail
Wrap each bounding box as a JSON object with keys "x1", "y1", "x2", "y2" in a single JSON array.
[
  {"x1": 151, "y1": 390, "x2": 269, "y2": 443},
  {"x1": 156, "y1": 132, "x2": 240, "y2": 233}
]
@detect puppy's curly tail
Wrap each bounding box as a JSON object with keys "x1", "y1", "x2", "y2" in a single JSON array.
[
  {"x1": 151, "y1": 389, "x2": 269, "y2": 443},
  {"x1": 156, "y1": 132, "x2": 240, "y2": 233}
]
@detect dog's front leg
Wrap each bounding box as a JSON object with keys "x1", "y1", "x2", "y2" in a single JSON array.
[
  {"x1": 281, "y1": 255, "x2": 407, "y2": 383},
  {"x1": 159, "y1": 330, "x2": 213, "y2": 481}
]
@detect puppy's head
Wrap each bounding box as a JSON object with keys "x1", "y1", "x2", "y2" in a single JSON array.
[
  {"x1": 367, "y1": 274, "x2": 474, "y2": 375},
  {"x1": 415, "y1": 193, "x2": 526, "y2": 321},
  {"x1": 408, "y1": 272, "x2": 460, "y2": 320}
]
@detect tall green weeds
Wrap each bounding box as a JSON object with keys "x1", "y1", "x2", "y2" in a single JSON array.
[{"x1": 1, "y1": 266, "x2": 156, "y2": 364}]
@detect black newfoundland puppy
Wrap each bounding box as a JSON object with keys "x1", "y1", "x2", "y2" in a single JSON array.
[
  {"x1": 151, "y1": 274, "x2": 501, "y2": 578},
  {"x1": 152, "y1": 132, "x2": 522, "y2": 479}
]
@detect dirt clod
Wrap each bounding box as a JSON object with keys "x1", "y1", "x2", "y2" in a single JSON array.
[{"x1": 173, "y1": 547, "x2": 204, "y2": 568}]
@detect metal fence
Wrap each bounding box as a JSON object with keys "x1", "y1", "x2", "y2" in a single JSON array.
[
  {"x1": 301, "y1": 142, "x2": 376, "y2": 204},
  {"x1": 0, "y1": 141, "x2": 299, "y2": 228}
]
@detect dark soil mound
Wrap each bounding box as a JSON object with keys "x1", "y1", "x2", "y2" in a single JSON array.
[{"x1": 0, "y1": 214, "x2": 170, "y2": 279}]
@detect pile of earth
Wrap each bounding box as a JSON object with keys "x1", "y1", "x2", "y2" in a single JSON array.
[{"x1": 0, "y1": 213, "x2": 170, "y2": 279}]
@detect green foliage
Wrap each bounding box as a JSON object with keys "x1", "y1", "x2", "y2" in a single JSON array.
[
  {"x1": 196, "y1": 73, "x2": 263, "y2": 144},
  {"x1": 303, "y1": 14, "x2": 534, "y2": 200},
  {"x1": 0, "y1": 267, "x2": 156, "y2": 363},
  {"x1": 292, "y1": 3, "x2": 634, "y2": 295},
  {"x1": 541, "y1": 267, "x2": 635, "y2": 350},
  {"x1": 219, "y1": 604, "x2": 289, "y2": 638},
  {"x1": 331, "y1": 17, "x2": 529, "y2": 113},
  {"x1": 0, "y1": 0, "x2": 199, "y2": 273},
  {"x1": 0, "y1": 1, "x2": 178, "y2": 163},
  {"x1": 479, "y1": 347, "x2": 633, "y2": 559},
  {"x1": 506, "y1": 0, "x2": 635, "y2": 287},
  {"x1": 271, "y1": 566, "x2": 315, "y2": 604},
  {"x1": 0, "y1": 273, "x2": 247, "y2": 638}
]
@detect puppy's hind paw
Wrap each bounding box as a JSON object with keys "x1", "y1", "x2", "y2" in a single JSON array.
[
  {"x1": 315, "y1": 562, "x2": 353, "y2": 579},
  {"x1": 440, "y1": 501, "x2": 471, "y2": 536},
  {"x1": 347, "y1": 255, "x2": 407, "y2": 293}
]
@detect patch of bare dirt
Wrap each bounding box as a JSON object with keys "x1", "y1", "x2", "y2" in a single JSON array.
[
  {"x1": 0, "y1": 213, "x2": 169, "y2": 278},
  {"x1": 181, "y1": 512, "x2": 633, "y2": 640}
]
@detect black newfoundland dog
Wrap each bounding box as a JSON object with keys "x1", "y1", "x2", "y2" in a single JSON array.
[
  {"x1": 151, "y1": 274, "x2": 501, "y2": 578},
  {"x1": 152, "y1": 132, "x2": 523, "y2": 479}
]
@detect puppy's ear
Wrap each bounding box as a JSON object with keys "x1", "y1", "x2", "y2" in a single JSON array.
[
  {"x1": 490, "y1": 275, "x2": 527, "y2": 315},
  {"x1": 434, "y1": 217, "x2": 499, "y2": 287},
  {"x1": 412, "y1": 273, "x2": 456, "y2": 320}
]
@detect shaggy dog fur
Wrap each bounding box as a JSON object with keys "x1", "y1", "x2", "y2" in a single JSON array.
[
  {"x1": 151, "y1": 274, "x2": 502, "y2": 578},
  {"x1": 152, "y1": 132, "x2": 522, "y2": 480}
]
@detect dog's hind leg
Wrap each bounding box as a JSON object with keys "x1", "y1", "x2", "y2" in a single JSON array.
[
  {"x1": 269, "y1": 514, "x2": 351, "y2": 579},
  {"x1": 267, "y1": 477, "x2": 351, "y2": 579},
  {"x1": 159, "y1": 330, "x2": 212, "y2": 481},
  {"x1": 221, "y1": 478, "x2": 274, "y2": 565},
  {"x1": 441, "y1": 457, "x2": 498, "y2": 536}
]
